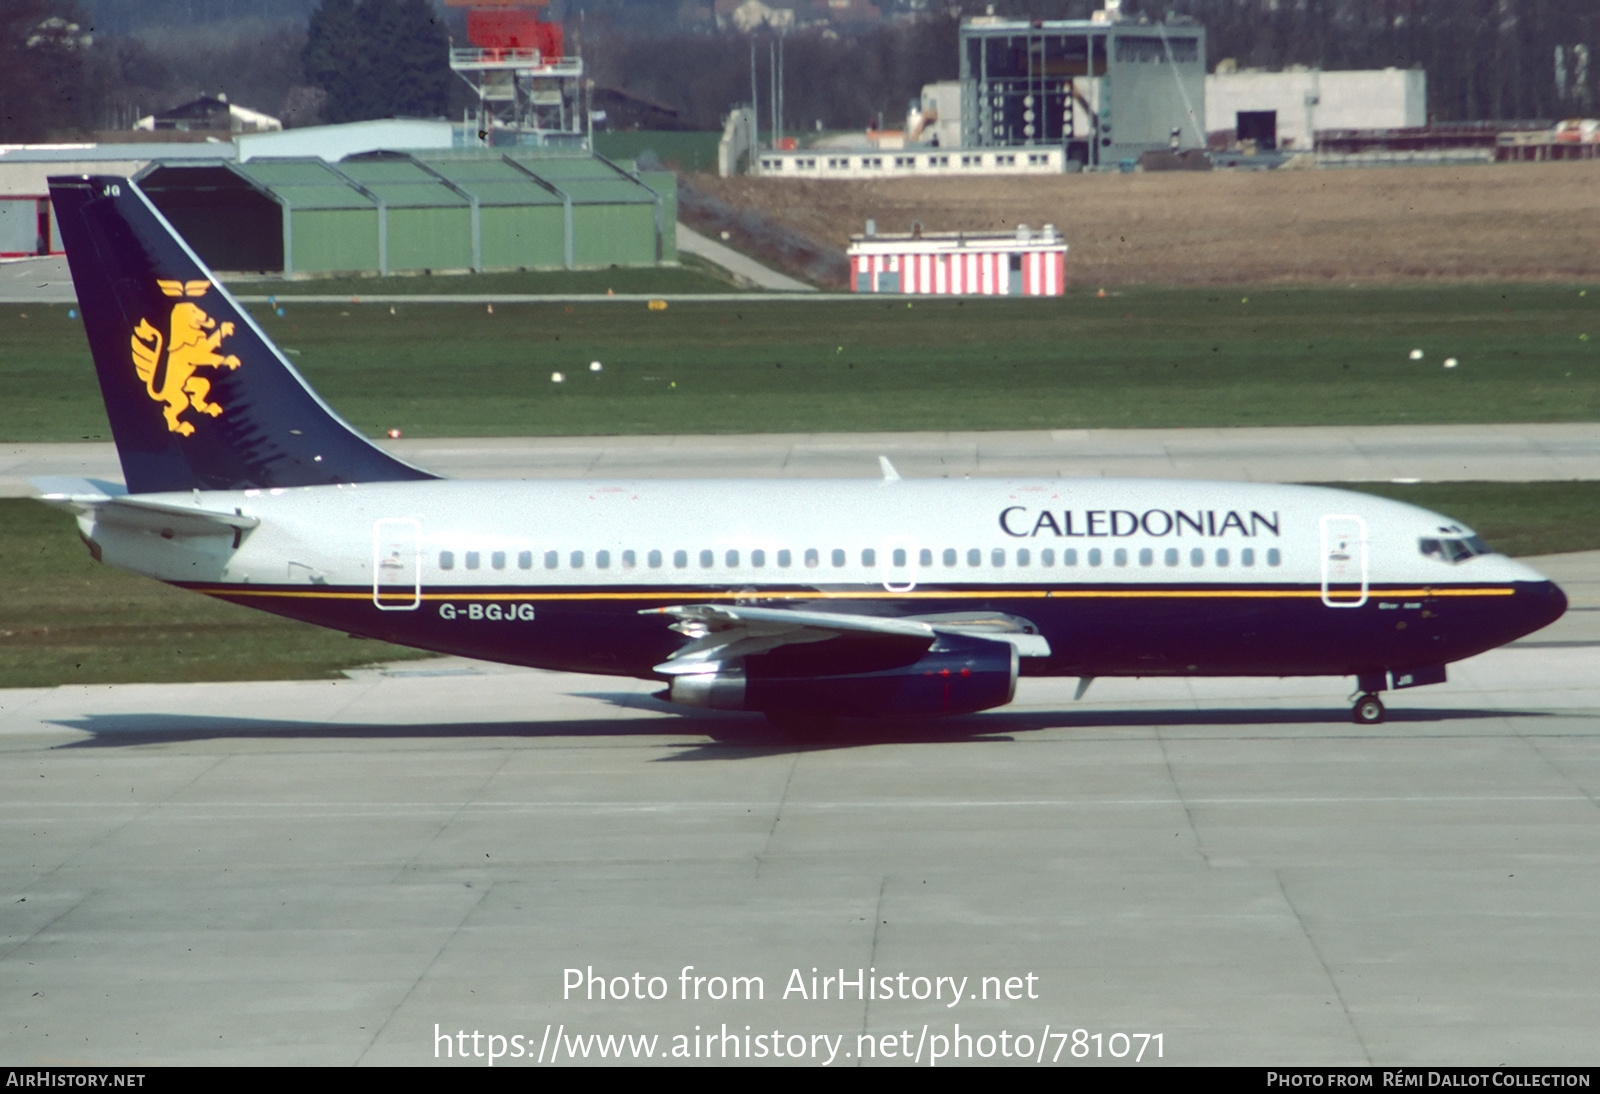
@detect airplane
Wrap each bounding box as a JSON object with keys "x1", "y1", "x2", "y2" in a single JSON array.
[{"x1": 33, "y1": 175, "x2": 1568, "y2": 733}]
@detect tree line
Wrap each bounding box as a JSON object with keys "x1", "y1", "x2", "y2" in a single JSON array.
[{"x1": 1, "y1": 0, "x2": 1594, "y2": 143}]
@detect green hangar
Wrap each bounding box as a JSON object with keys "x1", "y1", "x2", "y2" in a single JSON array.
[{"x1": 136, "y1": 151, "x2": 676, "y2": 277}]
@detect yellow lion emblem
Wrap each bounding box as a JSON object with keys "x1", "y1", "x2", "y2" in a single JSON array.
[{"x1": 129, "y1": 281, "x2": 242, "y2": 436}]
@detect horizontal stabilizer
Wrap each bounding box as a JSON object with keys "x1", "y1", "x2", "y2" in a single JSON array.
[
  {"x1": 27, "y1": 476, "x2": 127, "y2": 501},
  {"x1": 34, "y1": 478, "x2": 259, "y2": 539}
]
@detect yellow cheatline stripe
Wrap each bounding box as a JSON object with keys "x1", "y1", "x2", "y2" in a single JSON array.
[{"x1": 191, "y1": 585, "x2": 1517, "y2": 603}]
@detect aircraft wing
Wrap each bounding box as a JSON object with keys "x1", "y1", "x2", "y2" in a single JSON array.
[{"x1": 642, "y1": 603, "x2": 1050, "y2": 675}]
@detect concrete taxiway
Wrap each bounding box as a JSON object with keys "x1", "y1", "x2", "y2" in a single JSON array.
[
  {"x1": 0, "y1": 255, "x2": 74, "y2": 304},
  {"x1": 5, "y1": 421, "x2": 1600, "y2": 497},
  {"x1": 2, "y1": 552, "x2": 1598, "y2": 1067}
]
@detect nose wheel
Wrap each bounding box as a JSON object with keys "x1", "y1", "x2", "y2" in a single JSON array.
[{"x1": 1352, "y1": 693, "x2": 1386, "y2": 724}]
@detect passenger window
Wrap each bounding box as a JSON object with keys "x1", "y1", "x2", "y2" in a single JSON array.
[
  {"x1": 778, "y1": 549, "x2": 792, "y2": 567},
  {"x1": 752, "y1": 549, "x2": 765, "y2": 567},
  {"x1": 1241, "y1": 548, "x2": 1255, "y2": 567},
  {"x1": 968, "y1": 548, "x2": 981, "y2": 566},
  {"x1": 1267, "y1": 548, "x2": 1281, "y2": 567},
  {"x1": 518, "y1": 550, "x2": 533, "y2": 569},
  {"x1": 943, "y1": 548, "x2": 957, "y2": 566},
  {"x1": 1088, "y1": 548, "x2": 1102, "y2": 566},
  {"x1": 862, "y1": 548, "x2": 876, "y2": 567},
  {"x1": 674, "y1": 550, "x2": 688, "y2": 568},
  {"x1": 892, "y1": 548, "x2": 906, "y2": 567},
  {"x1": 597, "y1": 550, "x2": 611, "y2": 569},
  {"x1": 648, "y1": 550, "x2": 662, "y2": 568},
  {"x1": 466, "y1": 551, "x2": 480, "y2": 570},
  {"x1": 1190, "y1": 548, "x2": 1204, "y2": 567},
  {"x1": 992, "y1": 547, "x2": 1005, "y2": 566},
  {"x1": 570, "y1": 551, "x2": 584, "y2": 568},
  {"x1": 919, "y1": 548, "x2": 933, "y2": 566},
  {"x1": 440, "y1": 550, "x2": 455, "y2": 570},
  {"x1": 700, "y1": 549, "x2": 714, "y2": 568},
  {"x1": 1216, "y1": 548, "x2": 1229, "y2": 567},
  {"x1": 1139, "y1": 548, "x2": 1153, "y2": 566},
  {"x1": 544, "y1": 550, "x2": 558, "y2": 569},
  {"x1": 1017, "y1": 548, "x2": 1030, "y2": 566},
  {"x1": 1165, "y1": 548, "x2": 1178, "y2": 567},
  {"x1": 1113, "y1": 548, "x2": 1127, "y2": 567},
  {"x1": 832, "y1": 549, "x2": 846, "y2": 567},
  {"x1": 622, "y1": 550, "x2": 636, "y2": 568},
  {"x1": 1040, "y1": 548, "x2": 1055, "y2": 566},
  {"x1": 726, "y1": 549, "x2": 740, "y2": 567},
  {"x1": 805, "y1": 548, "x2": 819, "y2": 568},
  {"x1": 491, "y1": 551, "x2": 506, "y2": 570},
  {"x1": 1063, "y1": 548, "x2": 1077, "y2": 565}
]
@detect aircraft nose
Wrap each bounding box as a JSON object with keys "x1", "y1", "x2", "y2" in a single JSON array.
[{"x1": 1514, "y1": 579, "x2": 1567, "y2": 639}]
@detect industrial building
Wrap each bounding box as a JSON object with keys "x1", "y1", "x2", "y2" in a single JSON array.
[
  {"x1": 848, "y1": 226, "x2": 1067, "y2": 296},
  {"x1": 136, "y1": 150, "x2": 675, "y2": 277},
  {"x1": 758, "y1": 146, "x2": 1064, "y2": 179},
  {"x1": 744, "y1": 9, "x2": 1207, "y2": 175},
  {"x1": 0, "y1": 121, "x2": 462, "y2": 256},
  {"x1": 0, "y1": 3, "x2": 682, "y2": 274},
  {"x1": 0, "y1": 196, "x2": 50, "y2": 257},
  {"x1": 1205, "y1": 68, "x2": 1426, "y2": 152},
  {"x1": 0, "y1": 126, "x2": 674, "y2": 274},
  {"x1": 959, "y1": 14, "x2": 1206, "y2": 168}
]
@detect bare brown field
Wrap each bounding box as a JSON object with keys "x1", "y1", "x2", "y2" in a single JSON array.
[{"x1": 690, "y1": 160, "x2": 1600, "y2": 285}]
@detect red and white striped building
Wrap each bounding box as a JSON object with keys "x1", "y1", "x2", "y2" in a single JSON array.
[{"x1": 847, "y1": 226, "x2": 1067, "y2": 296}]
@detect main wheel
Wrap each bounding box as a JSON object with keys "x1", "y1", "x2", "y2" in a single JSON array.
[{"x1": 1352, "y1": 693, "x2": 1385, "y2": 725}]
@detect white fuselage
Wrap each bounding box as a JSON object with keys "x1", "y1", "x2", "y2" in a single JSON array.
[{"x1": 76, "y1": 476, "x2": 1561, "y2": 687}]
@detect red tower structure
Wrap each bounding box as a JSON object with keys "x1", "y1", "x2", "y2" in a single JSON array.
[{"x1": 447, "y1": 0, "x2": 587, "y2": 147}]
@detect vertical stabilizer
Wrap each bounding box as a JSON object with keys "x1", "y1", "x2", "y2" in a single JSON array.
[{"x1": 48, "y1": 175, "x2": 436, "y2": 494}]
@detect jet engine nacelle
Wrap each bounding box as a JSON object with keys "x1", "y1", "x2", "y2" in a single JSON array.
[{"x1": 667, "y1": 633, "x2": 1018, "y2": 718}]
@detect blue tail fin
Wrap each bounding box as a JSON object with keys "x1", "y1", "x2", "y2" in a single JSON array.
[{"x1": 48, "y1": 175, "x2": 436, "y2": 494}]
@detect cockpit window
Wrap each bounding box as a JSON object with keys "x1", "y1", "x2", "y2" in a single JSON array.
[{"x1": 1419, "y1": 536, "x2": 1493, "y2": 563}]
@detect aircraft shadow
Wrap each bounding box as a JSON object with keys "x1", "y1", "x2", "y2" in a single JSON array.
[{"x1": 47, "y1": 696, "x2": 1558, "y2": 758}]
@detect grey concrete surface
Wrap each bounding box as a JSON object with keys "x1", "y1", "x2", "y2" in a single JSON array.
[
  {"x1": 6, "y1": 423, "x2": 1599, "y2": 497},
  {"x1": 0, "y1": 255, "x2": 74, "y2": 303},
  {"x1": 675, "y1": 222, "x2": 819, "y2": 292},
  {"x1": 2, "y1": 617, "x2": 1599, "y2": 1066},
  {"x1": 1514, "y1": 551, "x2": 1600, "y2": 641}
]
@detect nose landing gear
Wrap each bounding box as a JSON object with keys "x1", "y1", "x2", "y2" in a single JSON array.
[{"x1": 1352, "y1": 693, "x2": 1386, "y2": 724}]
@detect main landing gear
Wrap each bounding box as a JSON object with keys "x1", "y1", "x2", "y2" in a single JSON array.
[{"x1": 1352, "y1": 692, "x2": 1386, "y2": 725}]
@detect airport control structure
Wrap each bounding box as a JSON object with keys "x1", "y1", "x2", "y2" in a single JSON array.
[
  {"x1": 848, "y1": 225, "x2": 1067, "y2": 296},
  {"x1": 447, "y1": 0, "x2": 589, "y2": 150}
]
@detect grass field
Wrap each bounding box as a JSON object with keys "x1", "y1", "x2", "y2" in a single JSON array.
[
  {"x1": 3, "y1": 483, "x2": 1594, "y2": 688},
  {"x1": 0, "y1": 500, "x2": 431, "y2": 690},
  {"x1": 2, "y1": 285, "x2": 1597, "y2": 442}
]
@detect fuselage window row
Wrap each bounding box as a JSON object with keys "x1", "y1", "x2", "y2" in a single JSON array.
[{"x1": 434, "y1": 546, "x2": 1281, "y2": 573}]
